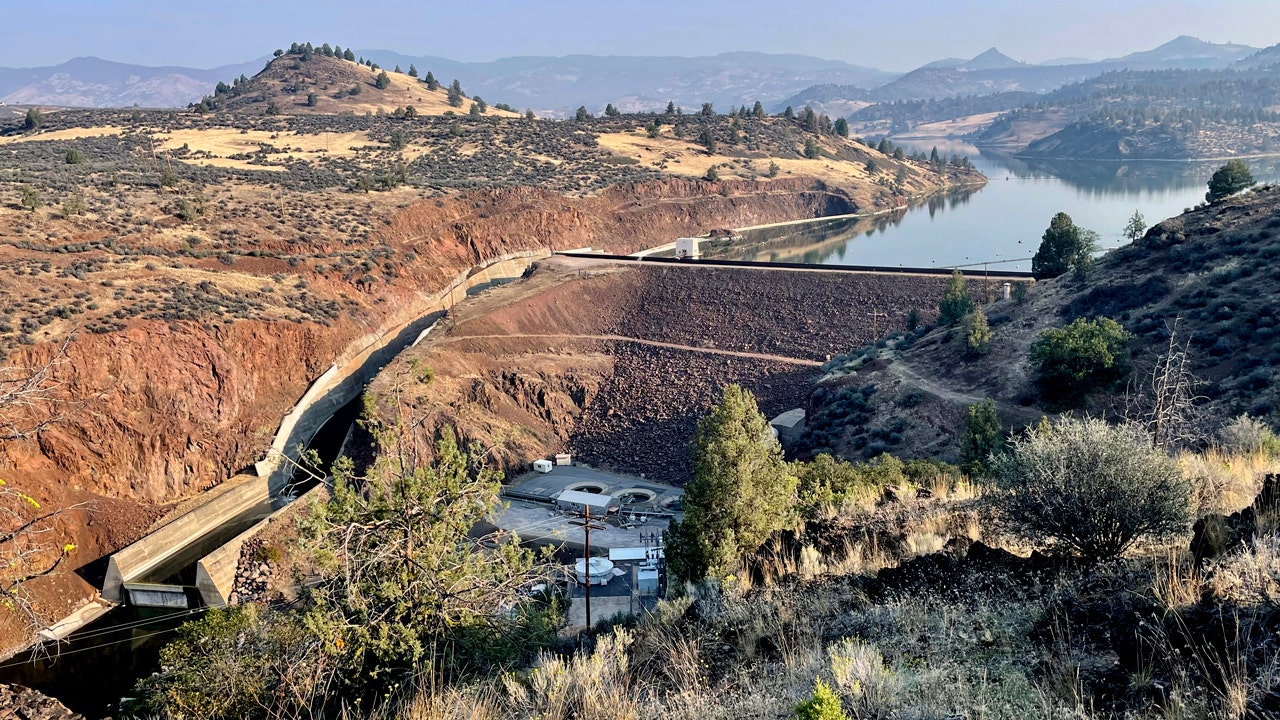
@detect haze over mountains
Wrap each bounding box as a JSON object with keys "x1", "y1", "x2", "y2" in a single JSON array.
[{"x1": 0, "y1": 35, "x2": 1274, "y2": 117}]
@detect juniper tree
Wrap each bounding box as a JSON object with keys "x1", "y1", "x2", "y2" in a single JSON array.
[
  {"x1": 665, "y1": 385, "x2": 798, "y2": 582},
  {"x1": 938, "y1": 269, "x2": 974, "y2": 325}
]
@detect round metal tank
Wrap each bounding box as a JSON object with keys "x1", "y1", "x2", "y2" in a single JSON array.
[{"x1": 574, "y1": 557, "x2": 614, "y2": 585}]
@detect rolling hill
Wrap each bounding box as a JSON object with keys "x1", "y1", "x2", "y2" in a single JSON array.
[{"x1": 198, "y1": 50, "x2": 520, "y2": 117}]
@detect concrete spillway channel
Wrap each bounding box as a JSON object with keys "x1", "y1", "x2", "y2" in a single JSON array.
[{"x1": 98, "y1": 250, "x2": 550, "y2": 610}]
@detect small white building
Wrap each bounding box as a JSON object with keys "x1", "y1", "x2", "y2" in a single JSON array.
[
  {"x1": 555, "y1": 489, "x2": 619, "y2": 515},
  {"x1": 532, "y1": 459, "x2": 554, "y2": 474},
  {"x1": 675, "y1": 237, "x2": 701, "y2": 260}
]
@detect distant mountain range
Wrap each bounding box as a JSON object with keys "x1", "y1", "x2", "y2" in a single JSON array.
[
  {"x1": 0, "y1": 36, "x2": 1272, "y2": 118},
  {"x1": 779, "y1": 36, "x2": 1265, "y2": 113},
  {"x1": 353, "y1": 50, "x2": 894, "y2": 117},
  {"x1": 0, "y1": 56, "x2": 267, "y2": 108}
]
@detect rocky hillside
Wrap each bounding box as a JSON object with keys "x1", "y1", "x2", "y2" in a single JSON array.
[
  {"x1": 200, "y1": 50, "x2": 520, "y2": 117},
  {"x1": 801, "y1": 185, "x2": 1280, "y2": 462}
]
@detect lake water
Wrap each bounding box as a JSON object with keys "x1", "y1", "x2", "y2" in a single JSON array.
[{"x1": 710, "y1": 140, "x2": 1280, "y2": 272}]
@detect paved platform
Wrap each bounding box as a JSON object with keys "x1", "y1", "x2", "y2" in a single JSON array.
[
  {"x1": 505, "y1": 465, "x2": 683, "y2": 514},
  {"x1": 495, "y1": 500, "x2": 670, "y2": 551}
]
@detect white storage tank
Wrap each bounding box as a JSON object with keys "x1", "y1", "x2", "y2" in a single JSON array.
[
  {"x1": 533, "y1": 459, "x2": 554, "y2": 474},
  {"x1": 574, "y1": 557, "x2": 614, "y2": 585}
]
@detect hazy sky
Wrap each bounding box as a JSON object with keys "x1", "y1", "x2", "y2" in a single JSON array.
[{"x1": 2, "y1": 0, "x2": 1278, "y2": 70}]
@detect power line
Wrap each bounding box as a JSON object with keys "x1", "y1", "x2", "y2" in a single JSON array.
[
  {"x1": 43, "y1": 606, "x2": 209, "y2": 644},
  {"x1": 0, "y1": 627, "x2": 183, "y2": 671}
]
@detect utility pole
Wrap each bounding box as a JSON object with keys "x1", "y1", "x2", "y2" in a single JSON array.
[
  {"x1": 569, "y1": 504, "x2": 606, "y2": 629},
  {"x1": 868, "y1": 309, "x2": 887, "y2": 339}
]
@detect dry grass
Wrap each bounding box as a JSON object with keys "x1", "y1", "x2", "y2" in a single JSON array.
[
  {"x1": 155, "y1": 128, "x2": 432, "y2": 171},
  {"x1": 0, "y1": 125, "x2": 124, "y2": 144},
  {"x1": 1180, "y1": 447, "x2": 1280, "y2": 515},
  {"x1": 596, "y1": 128, "x2": 877, "y2": 187},
  {"x1": 892, "y1": 112, "x2": 1004, "y2": 140}
]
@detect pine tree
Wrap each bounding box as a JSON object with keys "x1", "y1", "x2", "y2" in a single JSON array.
[
  {"x1": 394, "y1": 65, "x2": 402, "y2": 74},
  {"x1": 960, "y1": 399, "x2": 1003, "y2": 476},
  {"x1": 604, "y1": 103, "x2": 620, "y2": 117},
  {"x1": 965, "y1": 306, "x2": 992, "y2": 356},
  {"x1": 1032, "y1": 212, "x2": 1091, "y2": 280},
  {"x1": 344, "y1": 49, "x2": 355, "y2": 61},
  {"x1": 425, "y1": 71, "x2": 439, "y2": 91},
  {"x1": 665, "y1": 385, "x2": 798, "y2": 582},
  {"x1": 447, "y1": 79, "x2": 465, "y2": 107},
  {"x1": 833, "y1": 117, "x2": 849, "y2": 137},
  {"x1": 938, "y1": 269, "x2": 974, "y2": 325},
  {"x1": 575, "y1": 106, "x2": 592, "y2": 121},
  {"x1": 783, "y1": 106, "x2": 795, "y2": 120},
  {"x1": 665, "y1": 100, "x2": 676, "y2": 115},
  {"x1": 752, "y1": 101, "x2": 764, "y2": 118},
  {"x1": 700, "y1": 102, "x2": 715, "y2": 117},
  {"x1": 375, "y1": 71, "x2": 391, "y2": 90},
  {"x1": 1205, "y1": 160, "x2": 1255, "y2": 203},
  {"x1": 1123, "y1": 210, "x2": 1147, "y2": 244},
  {"x1": 23, "y1": 108, "x2": 43, "y2": 131},
  {"x1": 407, "y1": 63, "x2": 418, "y2": 77},
  {"x1": 804, "y1": 137, "x2": 820, "y2": 159}
]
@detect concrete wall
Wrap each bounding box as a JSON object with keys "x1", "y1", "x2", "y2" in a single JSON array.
[
  {"x1": 254, "y1": 250, "x2": 550, "y2": 491},
  {"x1": 104, "y1": 251, "x2": 549, "y2": 607},
  {"x1": 102, "y1": 474, "x2": 267, "y2": 602},
  {"x1": 195, "y1": 482, "x2": 327, "y2": 607}
]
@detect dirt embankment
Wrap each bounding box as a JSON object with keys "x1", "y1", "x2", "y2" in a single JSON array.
[{"x1": 368, "y1": 258, "x2": 957, "y2": 485}]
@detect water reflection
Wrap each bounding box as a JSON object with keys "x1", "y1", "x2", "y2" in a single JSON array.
[
  {"x1": 706, "y1": 185, "x2": 980, "y2": 265},
  {"x1": 709, "y1": 142, "x2": 1280, "y2": 271}
]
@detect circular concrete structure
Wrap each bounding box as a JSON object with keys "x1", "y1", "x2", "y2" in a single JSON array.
[
  {"x1": 565, "y1": 481, "x2": 607, "y2": 494},
  {"x1": 574, "y1": 557, "x2": 615, "y2": 585}
]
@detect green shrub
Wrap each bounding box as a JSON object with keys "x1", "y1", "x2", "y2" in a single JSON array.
[
  {"x1": 964, "y1": 307, "x2": 991, "y2": 356},
  {"x1": 990, "y1": 417, "x2": 1189, "y2": 560},
  {"x1": 938, "y1": 269, "x2": 973, "y2": 325},
  {"x1": 959, "y1": 399, "x2": 1003, "y2": 476},
  {"x1": 793, "y1": 679, "x2": 849, "y2": 720},
  {"x1": 1206, "y1": 160, "x2": 1255, "y2": 203},
  {"x1": 65, "y1": 149, "x2": 85, "y2": 164},
  {"x1": 1028, "y1": 316, "x2": 1131, "y2": 408}
]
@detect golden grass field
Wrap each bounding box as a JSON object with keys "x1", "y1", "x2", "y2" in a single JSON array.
[
  {"x1": 0, "y1": 125, "x2": 125, "y2": 144},
  {"x1": 596, "y1": 126, "x2": 877, "y2": 187}
]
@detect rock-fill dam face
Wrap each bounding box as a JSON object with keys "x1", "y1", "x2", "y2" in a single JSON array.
[{"x1": 365, "y1": 257, "x2": 956, "y2": 487}]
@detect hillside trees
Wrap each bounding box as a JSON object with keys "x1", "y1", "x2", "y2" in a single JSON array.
[
  {"x1": 964, "y1": 306, "x2": 991, "y2": 355},
  {"x1": 375, "y1": 70, "x2": 391, "y2": 90},
  {"x1": 991, "y1": 417, "x2": 1189, "y2": 560},
  {"x1": 1206, "y1": 160, "x2": 1256, "y2": 203},
  {"x1": 665, "y1": 385, "x2": 799, "y2": 582},
  {"x1": 423, "y1": 71, "x2": 438, "y2": 90},
  {"x1": 1029, "y1": 316, "x2": 1132, "y2": 407},
  {"x1": 1032, "y1": 212, "x2": 1096, "y2": 280}
]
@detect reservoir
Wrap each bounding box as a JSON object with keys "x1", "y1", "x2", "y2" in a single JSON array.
[{"x1": 711, "y1": 142, "x2": 1280, "y2": 271}]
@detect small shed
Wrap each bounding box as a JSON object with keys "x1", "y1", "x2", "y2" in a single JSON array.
[
  {"x1": 675, "y1": 237, "x2": 701, "y2": 259},
  {"x1": 555, "y1": 489, "x2": 619, "y2": 515},
  {"x1": 769, "y1": 408, "x2": 807, "y2": 447}
]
